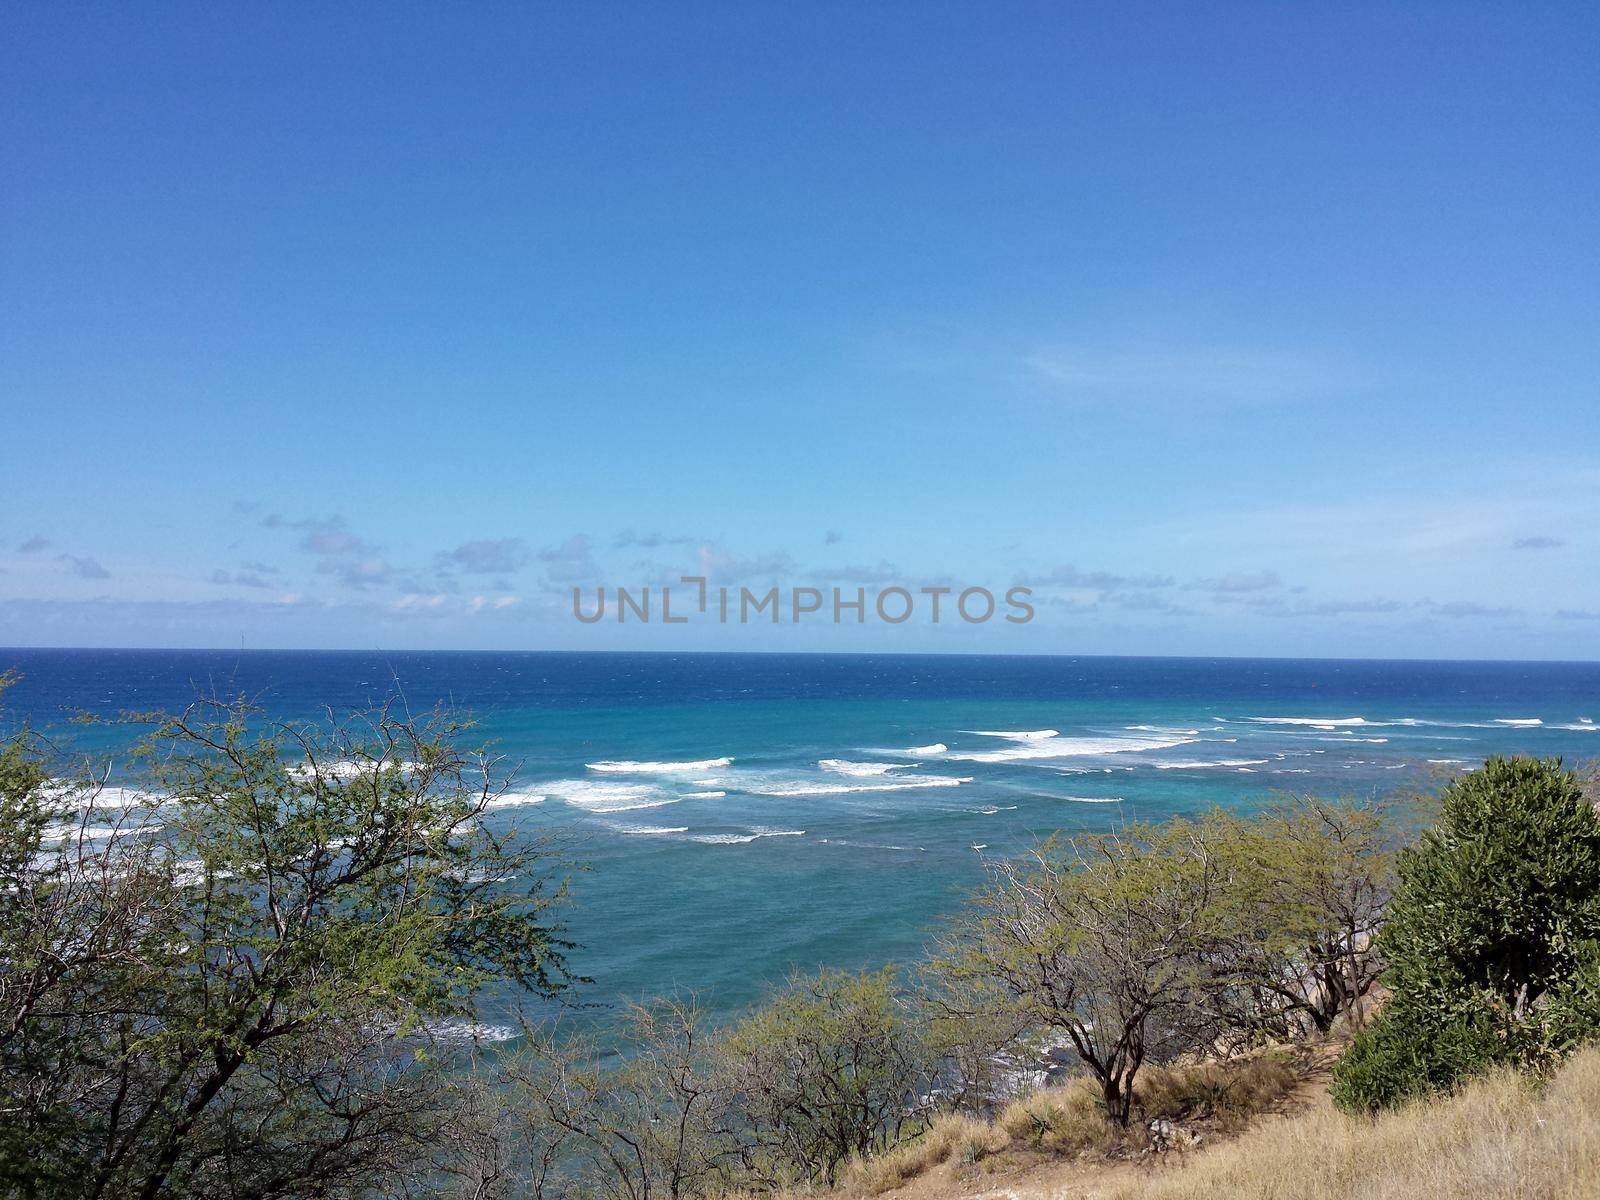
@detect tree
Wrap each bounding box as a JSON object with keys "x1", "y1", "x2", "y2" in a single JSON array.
[
  {"x1": 1332, "y1": 756, "x2": 1600, "y2": 1112},
  {"x1": 441, "y1": 997, "x2": 732, "y2": 1200},
  {"x1": 0, "y1": 695, "x2": 576, "y2": 1199},
  {"x1": 715, "y1": 968, "x2": 934, "y2": 1186},
  {"x1": 1207, "y1": 798, "x2": 1395, "y2": 1039},
  {"x1": 934, "y1": 823, "x2": 1231, "y2": 1126}
]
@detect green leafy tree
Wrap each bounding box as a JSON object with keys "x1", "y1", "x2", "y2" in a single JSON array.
[
  {"x1": 0, "y1": 696, "x2": 576, "y2": 1199},
  {"x1": 1332, "y1": 756, "x2": 1600, "y2": 1112},
  {"x1": 715, "y1": 968, "x2": 934, "y2": 1186},
  {"x1": 934, "y1": 822, "x2": 1232, "y2": 1126}
]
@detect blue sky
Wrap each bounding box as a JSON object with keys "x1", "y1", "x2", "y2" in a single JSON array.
[{"x1": 2, "y1": 2, "x2": 1596, "y2": 657}]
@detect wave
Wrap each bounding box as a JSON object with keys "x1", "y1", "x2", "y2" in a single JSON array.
[
  {"x1": 873, "y1": 743, "x2": 948, "y2": 757},
  {"x1": 1153, "y1": 759, "x2": 1270, "y2": 770},
  {"x1": 586, "y1": 757, "x2": 733, "y2": 774},
  {"x1": 541, "y1": 780, "x2": 682, "y2": 813},
  {"x1": 745, "y1": 775, "x2": 971, "y2": 796},
  {"x1": 1494, "y1": 718, "x2": 1542, "y2": 727},
  {"x1": 942, "y1": 732, "x2": 1196, "y2": 764},
  {"x1": 964, "y1": 729, "x2": 1060, "y2": 741},
  {"x1": 970, "y1": 804, "x2": 1020, "y2": 815},
  {"x1": 687, "y1": 827, "x2": 805, "y2": 845},
  {"x1": 1126, "y1": 725, "x2": 1202, "y2": 735},
  {"x1": 606, "y1": 823, "x2": 690, "y2": 836},
  {"x1": 1059, "y1": 795, "x2": 1126, "y2": 804},
  {"x1": 425, "y1": 1019, "x2": 517, "y2": 1044},
  {"x1": 1555, "y1": 721, "x2": 1597, "y2": 732},
  {"x1": 1245, "y1": 716, "x2": 1371, "y2": 729},
  {"x1": 484, "y1": 791, "x2": 546, "y2": 809},
  {"x1": 683, "y1": 790, "x2": 726, "y2": 799},
  {"x1": 819, "y1": 759, "x2": 907, "y2": 776}
]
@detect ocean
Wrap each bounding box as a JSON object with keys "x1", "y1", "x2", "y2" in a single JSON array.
[{"x1": 4, "y1": 649, "x2": 1598, "y2": 1031}]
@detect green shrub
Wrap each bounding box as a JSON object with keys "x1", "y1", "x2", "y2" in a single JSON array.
[
  {"x1": 1330, "y1": 999, "x2": 1512, "y2": 1114},
  {"x1": 1332, "y1": 756, "x2": 1600, "y2": 1113}
]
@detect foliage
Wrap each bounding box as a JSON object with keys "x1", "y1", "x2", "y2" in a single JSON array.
[
  {"x1": 932, "y1": 821, "x2": 1235, "y2": 1125},
  {"x1": 715, "y1": 968, "x2": 936, "y2": 1187},
  {"x1": 1332, "y1": 757, "x2": 1600, "y2": 1112},
  {"x1": 0, "y1": 695, "x2": 575, "y2": 1200}
]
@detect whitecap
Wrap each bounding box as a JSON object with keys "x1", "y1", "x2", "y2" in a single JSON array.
[
  {"x1": 484, "y1": 791, "x2": 546, "y2": 809},
  {"x1": 586, "y1": 757, "x2": 733, "y2": 774},
  {"x1": 819, "y1": 759, "x2": 906, "y2": 776},
  {"x1": 964, "y1": 729, "x2": 1061, "y2": 741},
  {"x1": 943, "y1": 732, "x2": 1196, "y2": 764},
  {"x1": 1059, "y1": 796, "x2": 1126, "y2": 804},
  {"x1": 541, "y1": 780, "x2": 681, "y2": 813},
  {"x1": 683, "y1": 790, "x2": 727, "y2": 799},
  {"x1": 745, "y1": 775, "x2": 971, "y2": 796},
  {"x1": 1153, "y1": 759, "x2": 1271, "y2": 770},
  {"x1": 1126, "y1": 725, "x2": 1201, "y2": 735},
  {"x1": 607, "y1": 823, "x2": 690, "y2": 836},
  {"x1": 1494, "y1": 718, "x2": 1542, "y2": 727}
]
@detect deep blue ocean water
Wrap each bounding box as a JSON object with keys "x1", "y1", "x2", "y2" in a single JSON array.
[{"x1": 5, "y1": 649, "x2": 1599, "y2": 1031}]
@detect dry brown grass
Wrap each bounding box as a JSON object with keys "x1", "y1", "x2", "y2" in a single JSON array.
[
  {"x1": 1103, "y1": 1045, "x2": 1600, "y2": 1200},
  {"x1": 835, "y1": 1051, "x2": 1305, "y2": 1196},
  {"x1": 842, "y1": 1114, "x2": 1007, "y2": 1195}
]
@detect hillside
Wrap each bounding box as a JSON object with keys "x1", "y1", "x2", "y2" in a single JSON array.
[{"x1": 836, "y1": 1046, "x2": 1600, "y2": 1200}]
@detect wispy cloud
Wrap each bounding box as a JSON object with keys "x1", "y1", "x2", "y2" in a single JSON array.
[
  {"x1": 1024, "y1": 344, "x2": 1348, "y2": 409},
  {"x1": 18, "y1": 535, "x2": 50, "y2": 554},
  {"x1": 58, "y1": 554, "x2": 110, "y2": 580},
  {"x1": 440, "y1": 538, "x2": 531, "y2": 574},
  {"x1": 1512, "y1": 536, "x2": 1565, "y2": 550}
]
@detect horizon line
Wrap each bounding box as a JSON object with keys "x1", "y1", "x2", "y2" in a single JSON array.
[{"x1": 2, "y1": 645, "x2": 1598, "y2": 668}]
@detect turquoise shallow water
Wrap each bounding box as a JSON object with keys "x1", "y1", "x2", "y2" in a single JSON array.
[{"x1": 5, "y1": 649, "x2": 1599, "y2": 1030}]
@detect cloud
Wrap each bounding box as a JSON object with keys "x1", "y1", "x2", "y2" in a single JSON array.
[
  {"x1": 58, "y1": 554, "x2": 110, "y2": 580},
  {"x1": 1244, "y1": 595, "x2": 1408, "y2": 618},
  {"x1": 1187, "y1": 571, "x2": 1282, "y2": 593},
  {"x1": 824, "y1": 530, "x2": 843, "y2": 546},
  {"x1": 1556, "y1": 609, "x2": 1600, "y2": 621},
  {"x1": 211, "y1": 569, "x2": 273, "y2": 589},
  {"x1": 539, "y1": 535, "x2": 602, "y2": 583},
  {"x1": 1024, "y1": 344, "x2": 1346, "y2": 409},
  {"x1": 440, "y1": 538, "x2": 531, "y2": 574},
  {"x1": 263, "y1": 513, "x2": 375, "y2": 558},
  {"x1": 316, "y1": 557, "x2": 394, "y2": 590},
  {"x1": 612, "y1": 531, "x2": 705, "y2": 550},
  {"x1": 1015, "y1": 564, "x2": 1175, "y2": 591},
  {"x1": 1426, "y1": 600, "x2": 1521, "y2": 620},
  {"x1": 18, "y1": 535, "x2": 50, "y2": 553},
  {"x1": 1512, "y1": 536, "x2": 1565, "y2": 550}
]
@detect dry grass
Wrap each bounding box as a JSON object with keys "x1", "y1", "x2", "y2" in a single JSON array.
[
  {"x1": 837, "y1": 1051, "x2": 1305, "y2": 1195},
  {"x1": 1103, "y1": 1046, "x2": 1600, "y2": 1200},
  {"x1": 843, "y1": 1114, "x2": 1007, "y2": 1195}
]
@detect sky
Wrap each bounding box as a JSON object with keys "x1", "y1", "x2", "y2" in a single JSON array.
[{"x1": 1, "y1": 2, "x2": 1597, "y2": 659}]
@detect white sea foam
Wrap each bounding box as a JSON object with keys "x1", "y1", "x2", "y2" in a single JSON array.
[
  {"x1": 874, "y1": 743, "x2": 948, "y2": 757},
  {"x1": 1246, "y1": 716, "x2": 1372, "y2": 727},
  {"x1": 607, "y1": 823, "x2": 690, "y2": 836},
  {"x1": 586, "y1": 757, "x2": 734, "y2": 774},
  {"x1": 965, "y1": 729, "x2": 1061, "y2": 741},
  {"x1": 484, "y1": 791, "x2": 546, "y2": 809},
  {"x1": 1060, "y1": 796, "x2": 1126, "y2": 804},
  {"x1": 819, "y1": 760, "x2": 906, "y2": 776},
  {"x1": 541, "y1": 780, "x2": 682, "y2": 813},
  {"x1": 1494, "y1": 718, "x2": 1542, "y2": 727},
  {"x1": 746, "y1": 775, "x2": 971, "y2": 796},
  {"x1": 1555, "y1": 721, "x2": 1598, "y2": 732},
  {"x1": 51, "y1": 784, "x2": 164, "y2": 811},
  {"x1": 970, "y1": 804, "x2": 1020, "y2": 815},
  {"x1": 1153, "y1": 759, "x2": 1270, "y2": 770},
  {"x1": 1126, "y1": 725, "x2": 1202, "y2": 735},
  {"x1": 683, "y1": 790, "x2": 727, "y2": 799},
  {"x1": 687, "y1": 827, "x2": 804, "y2": 845},
  {"x1": 943, "y1": 732, "x2": 1196, "y2": 764}
]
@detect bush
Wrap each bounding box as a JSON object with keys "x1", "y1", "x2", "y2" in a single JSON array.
[
  {"x1": 1331, "y1": 757, "x2": 1600, "y2": 1113},
  {"x1": 1330, "y1": 1000, "x2": 1513, "y2": 1114}
]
